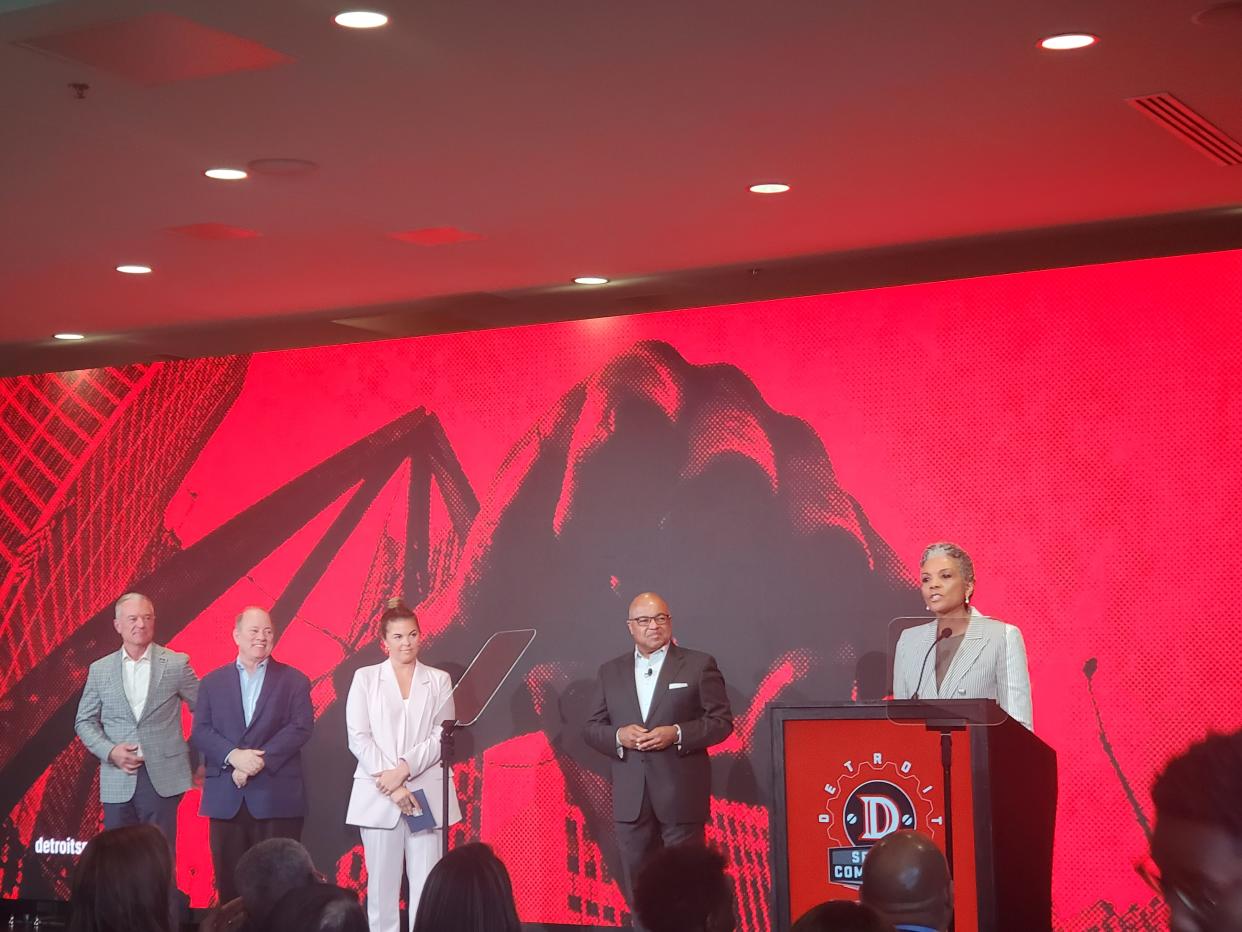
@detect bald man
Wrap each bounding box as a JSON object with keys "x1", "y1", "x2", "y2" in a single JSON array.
[
  {"x1": 860, "y1": 830, "x2": 953, "y2": 932},
  {"x1": 584, "y1": 592, "x2": 734, "y2": 923},
  {"x1": 190, "y1": 607, "x2": 313, "y2": 902}
]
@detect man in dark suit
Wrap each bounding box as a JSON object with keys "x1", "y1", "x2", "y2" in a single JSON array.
[
  {"x1": 190, "y1": 607, "x2": 314, "y2": 903},
  {"x1": 584, "y1": 592, "x2": 734, "y2": 922}
]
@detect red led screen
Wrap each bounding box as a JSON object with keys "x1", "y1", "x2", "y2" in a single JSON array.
[{"x1": 1, "y1": 247, "x2": 1241, "y2": 930}]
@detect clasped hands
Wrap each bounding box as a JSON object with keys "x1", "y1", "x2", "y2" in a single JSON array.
[
  {"x1": 108, "y1": 743, "x2": 144, "y2": 774},
  {"x1": 618, "y1": 724, "x2": 677, "y2": 752},
  {"x1": 227, "y1": 748, "x2": 265, "y2": 788},
  {"x1": 374, "y1": 761, "x2": 418, "y2": 816}
]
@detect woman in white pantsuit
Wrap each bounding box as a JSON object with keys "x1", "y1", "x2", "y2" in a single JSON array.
[
  {"x1": 346, "y1": 601, "x2": 462, "y2": 932},
  {"x1": 892, "y1": 542, "x2": 1033, "y2": 731}
]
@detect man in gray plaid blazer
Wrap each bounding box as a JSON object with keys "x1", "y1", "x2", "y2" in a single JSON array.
[{"x1": 75, "y1": 592, "x2": 200, "y2": 863}]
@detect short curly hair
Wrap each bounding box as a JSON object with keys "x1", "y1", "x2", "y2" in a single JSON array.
[
  {"x1": 1152, "y1": 728, "x2": 1242, "y2": 840},
  {"x1": 921, "y1": 542, "x2": 976, "y2": 588}
]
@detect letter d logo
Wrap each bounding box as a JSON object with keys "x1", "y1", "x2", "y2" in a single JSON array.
[{"x1": 859, "y1": 795, "x2": 900, "y2": 840}]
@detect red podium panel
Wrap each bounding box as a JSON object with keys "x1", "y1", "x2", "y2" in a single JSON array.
[{"x1": 771, "y1": 702, "x2": 1056, "y2": 932}]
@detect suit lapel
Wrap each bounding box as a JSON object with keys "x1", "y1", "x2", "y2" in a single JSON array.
[
  {"x1": 615, "y1": 653, "x2": 643, "y2": 726},
  {"x1": 228, "y1": 660, "x2": 248, "y2": 735},
  {"x1": 378, "y1": 661, "x2": 405, "y2": 761},
  {"x1": 110, "y1": 652, "x2": 137, "y2": 723},
  {"x1": 407, "y1": 663, "x2": 432, "y2": 729},
  {"x1": 643, "y1": 644, "x2": 682, "y2": 725},
  {"x1": 939, "y1": 626, "x2": 987, "y2": 699},
  {"x1": 139, "y1": 645, "x2": 165, "y2": 723}
]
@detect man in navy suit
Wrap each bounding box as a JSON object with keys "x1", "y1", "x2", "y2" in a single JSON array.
[{"x1": 190, "y1": 607, "x2": 314, "y2": 903}]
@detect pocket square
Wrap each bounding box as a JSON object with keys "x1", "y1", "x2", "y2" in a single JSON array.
[{"x1": 669, "y1": 682, "x2": 689, "y2": 689}]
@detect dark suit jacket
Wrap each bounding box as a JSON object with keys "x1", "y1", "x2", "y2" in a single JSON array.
[
  {"x1": 583, "y1": 643, "x2": 733, "y2": 823},
  {"x1": 190, "y1": 658, "x2": 313, "y2": 820}
]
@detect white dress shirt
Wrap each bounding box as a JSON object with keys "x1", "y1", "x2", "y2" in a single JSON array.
[
  {"x1": 120, "y1": 645, "x2": 152, "y2": 721},
  {"x1": 634, "y1": 644, "x2": 668, "y2": 720},
  {"x1": 615, "y1": 645, "x2": 680, "y2": 754}
]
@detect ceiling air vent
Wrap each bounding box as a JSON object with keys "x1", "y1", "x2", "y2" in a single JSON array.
[{"x1": 1126, "y1": 93, "x2": 1242, "y2": 166}]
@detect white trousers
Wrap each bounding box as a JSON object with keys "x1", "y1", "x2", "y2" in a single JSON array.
[{"x1": 359, "y1": 822, "x2": 442, "y2": 932}]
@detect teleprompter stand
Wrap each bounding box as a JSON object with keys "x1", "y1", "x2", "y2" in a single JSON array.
[{"x1": 437, "y1": 628, "x2": 536, "y2": 857}]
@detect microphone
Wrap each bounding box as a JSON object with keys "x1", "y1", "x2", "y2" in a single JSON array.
[
  {"x1": 911, "y1": 627, "x2": 952, "y2": 700},
  {"x1": 645, "y1": 668, "x2": 653, "y2": 678}
]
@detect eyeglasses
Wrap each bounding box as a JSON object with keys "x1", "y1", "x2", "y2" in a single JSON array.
[
  {"x1": 627, "y1": 613, "x2": 671, "y2": 629},
  {"x1": 1136, "y1": 857, "x2": 1220, "y2": 924}
]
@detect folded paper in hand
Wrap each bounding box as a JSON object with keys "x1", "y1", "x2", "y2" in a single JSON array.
[{"x1": 403, "y1": 788, "x2": 437, "y2": 832}]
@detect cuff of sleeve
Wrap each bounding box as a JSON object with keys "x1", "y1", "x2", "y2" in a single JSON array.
[
  {"x1": 615, "y1": 729, "x2": 624, "y2": 759},
  {"x1": 674, "y1": 724, "x2": 683, "y2": 748}
]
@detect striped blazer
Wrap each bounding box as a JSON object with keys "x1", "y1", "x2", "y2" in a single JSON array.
[{"x1": 893, "y1": 608, "x2": 1033, "y2": 730}]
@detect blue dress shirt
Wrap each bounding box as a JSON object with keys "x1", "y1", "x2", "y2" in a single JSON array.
[{"x1": 236, "y1": 657, "x2": 268, "y2": 727}]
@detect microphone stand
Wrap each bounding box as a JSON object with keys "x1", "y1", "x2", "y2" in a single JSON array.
[
  {"x1": 910, "y1": 623, "x2": 959, "y2": 930},
  {"x1": 439, "y1": 719, "x2": 458, "y2": 859},
  {"x1": 1083, "y1": 658, "x2": 1152, "y2": 841},
  {"x1": 920, "y1": 715, "x2": 963, "y2": 878}
]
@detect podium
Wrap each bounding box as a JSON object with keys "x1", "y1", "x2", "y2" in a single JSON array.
[{"x1": 770, "y1": 701, "x2": 1056, "y2": 932}]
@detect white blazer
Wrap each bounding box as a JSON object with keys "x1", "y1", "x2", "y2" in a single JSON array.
[
  {"x1": 345, "y1": 660, "x2": 463, "y2": 829},
  {"x1": 893, "y1": 608, "x2": 1033, "y2": 731}
]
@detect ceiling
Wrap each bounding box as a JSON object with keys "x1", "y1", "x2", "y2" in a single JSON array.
[{"x1": 2, "y1": 0, "x2": 1242, "y2": 375}]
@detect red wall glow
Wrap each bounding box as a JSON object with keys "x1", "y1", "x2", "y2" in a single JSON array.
[{"x1": 1, "y1": 248, "x2": 1240, "y2": 930}]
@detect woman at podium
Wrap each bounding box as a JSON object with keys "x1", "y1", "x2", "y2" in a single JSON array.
[
  {"x1": 346, "y1": 600, "x2": 463, "y2": 932},
  {"x1": 892, "y1": 542, "x2": 1033, "y2": 730}
]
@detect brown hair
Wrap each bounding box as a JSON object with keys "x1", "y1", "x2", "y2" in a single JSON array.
[
  {"x1": 68, "y1": 825, "x2": 174, "y2": 932},
  {"x1": 377, "y1": 598, "x2": 420, "y2": 640}
]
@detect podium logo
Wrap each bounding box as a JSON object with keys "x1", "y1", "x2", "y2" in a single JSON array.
[
  {"x1": 820, "y1": 754, "x2": 938, "y2": 889},
  {"x1": 843, "y1": 781, "x2": 916, "y2": 844}
]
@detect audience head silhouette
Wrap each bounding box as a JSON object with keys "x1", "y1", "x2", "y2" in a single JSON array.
[
  {"x1": 634, "y1": 843, "x2": 736, "y2": 932},
  {"x1": 233, "y1": 838, "x2": 318, "y2": 929},
  {"x1": 411, "y1": 842, "x2": 521, "y2": 932},
  {"x1": 1150, "y1": 727, "x2": 1242, "y2": 932},
  {"x1": 266, "y1": 883, "x2": 366, "y2": 932},
  {"x1": 791, "y1": 899, "x2": 894, "y2": 931},
  {"x1": 68, "y1": 825, "x2": 174, "y2": 932},
  {"x1": 860, "y1": 830, "x2": 952, "y2": 932}
]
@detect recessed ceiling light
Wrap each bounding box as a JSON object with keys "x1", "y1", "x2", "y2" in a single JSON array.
[
  {"x1": 573, "y1": 276, "x2": 610, "y2": 285},
  {"x1": 204, "y1": 168, "x2": 248, "y2": 180},
  {"x1": 116, "y1": 264, "x2": 152, "y2": 274},
  {"x1": 335, "y1": 10, "x2": 389, "y2": 28},
  {"x1": 1039, "y1": 33, "x2": 1098, "y2": 50},
  {"x1": 53, "y1": 333, "x2": 85, "y2": 341},
  {"x1": 749, "y1": 182, "x2": 791, "y2": 194}
]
